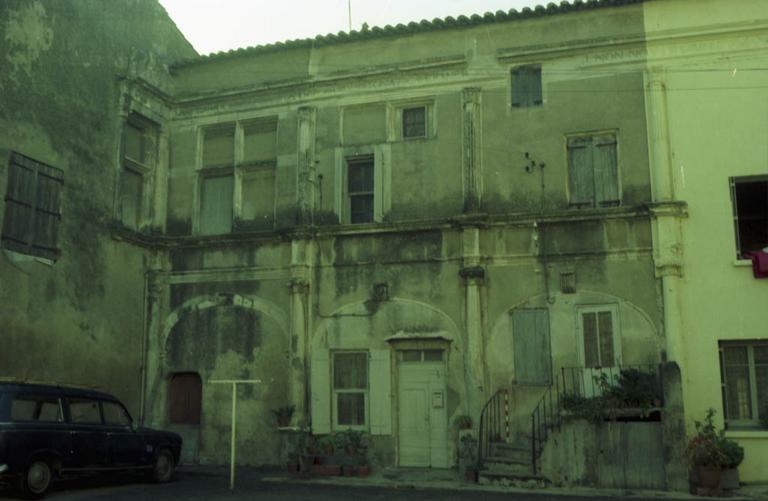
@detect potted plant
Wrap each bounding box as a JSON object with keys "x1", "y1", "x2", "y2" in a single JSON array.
[
  {"x1": 458, "y1": 433, "x2": 479, "y2": 482},
  {"x1": 686, "y1": 408, "x2": 744, "y2": 491},
  {"x1": 272, "y1": 405, "x2": 295, "y2": 427},
  {"x1": 454, "y1": 414, "x2": 473, "y2": 430}
]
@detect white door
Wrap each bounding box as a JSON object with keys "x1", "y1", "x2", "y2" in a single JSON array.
[{"x1": 397, "y1": 350, "x2": 448, "y2": 467}]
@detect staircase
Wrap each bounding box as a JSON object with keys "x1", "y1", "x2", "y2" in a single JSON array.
[{"x1": 477, "y1": 389, "x2": 546, "y2": 485}]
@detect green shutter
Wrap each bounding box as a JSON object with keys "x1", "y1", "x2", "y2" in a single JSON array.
[
  {"x1": 369, "y1": 349, "x2": 392, "y2": 435},
  {"x1": 310, "y1": 349, "x2": 331, "y2": 434},
  {"x1": 512, "y1": 309, "x2": 552, "y2": 385},
  {"x1": 568, "y1": 137, "x2": 594, "y2": 207},
  {"x1": 593, "y1": 135, "x2": 619, "y2": 206}
]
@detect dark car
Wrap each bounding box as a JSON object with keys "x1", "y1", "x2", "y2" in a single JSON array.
[{"x1": 0, "y1": 382, "x2": 182, "y2": 498}]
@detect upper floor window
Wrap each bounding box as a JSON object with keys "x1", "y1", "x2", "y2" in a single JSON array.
[
  {"x1": 511, "y1": 64, "x2": 542, "y2": 108},
  {"x1": 402, "y1": 106, "x2": 427, "y2": 139},
  {"x1": 199, "y1": 172, "x2": 234, "y2": 235},
  {"x1": 1, "y1": 152, "x2": 63, "y2": 261},
  {"x1": 120, "y1": 116, "x2": 156, "y2": 230},
  {"x1": 729, "y1": 176, "x2": 768, "y2": 260},
  {"x1": 347, "y1": 156, "x2": 374, "y2": 224},
  {"x1": 333, "y1": 352, "x2": 368, "y2": 429},
  {"x1": 567, "y1": 133, "x2": 619, "y2": 208},
  {"x1": 720, "y1": 341, "x2": 768, "y2": 428}
]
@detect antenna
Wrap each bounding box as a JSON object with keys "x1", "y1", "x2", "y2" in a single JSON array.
[{"x1": 348, "y1": 0, "x2": 352, "y2": 32}]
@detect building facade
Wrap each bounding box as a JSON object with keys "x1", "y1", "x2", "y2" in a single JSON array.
[{"x1": 1, "y1": 0, "x2": 766, "y2": 487}]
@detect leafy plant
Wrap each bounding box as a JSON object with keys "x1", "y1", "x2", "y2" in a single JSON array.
[
  {"x1": 454, "y1": 414, "x2": 473, "y2": 430},
  {"x1": 271, "y1": 405, "x2": 295, "y2": 426},
  {"x1": 686, "y1": 408, "x2": 744, "y2": 469}
]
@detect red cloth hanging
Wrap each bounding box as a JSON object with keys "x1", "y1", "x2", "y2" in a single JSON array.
[{"x1": 749, "y1": 251, "x2": 768, "y2": 279}]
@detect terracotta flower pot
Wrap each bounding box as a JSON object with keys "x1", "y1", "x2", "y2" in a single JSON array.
[{"x1": 697, "y1": 466, "x2": 722, "y2": 489}]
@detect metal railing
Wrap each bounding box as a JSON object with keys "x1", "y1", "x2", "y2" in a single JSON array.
[
  {"x1": 478, "y1": 389, "x2": 510, "y2": 467},
  {"x1": 531, "y1": 364, "x2": 662, "y2": 474}
]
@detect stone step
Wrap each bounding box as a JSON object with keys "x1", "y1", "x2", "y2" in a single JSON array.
[
  {"x1": 482, "y1": 461, "x2": 533, "y2": 475},
  {"x1": 478, "y1": 465, "x2": 548, "y2": 488}
]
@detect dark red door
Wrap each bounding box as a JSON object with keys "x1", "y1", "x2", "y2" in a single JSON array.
[{"x1": 169, "y1": 373, "x2": 202, "y2": 425}]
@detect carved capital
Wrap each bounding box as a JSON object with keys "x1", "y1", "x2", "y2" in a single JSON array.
[
  {"x1": 288, "y1": 279, "x2": 310, "y2": 295},
  {"x1": 459, "y1": 266, "x2": 485, "y2": 283}
]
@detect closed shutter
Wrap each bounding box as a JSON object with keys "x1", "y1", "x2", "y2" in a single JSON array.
[
  {"x1": 593, "y1": 135, "x2": 619, "y2": 206},
  {"x1": 568, "y1": 137, "x2": 594, "y2": 207},
  {"x1": 310, "y1": 349, "x2": 331, "y2": 434},
  {"x1": 243, "y1": 119, "x2": 277, "y2": 163},
  {"x1": 511, "y1": 65, "x2": 542, "y2": 107},
  {"x1": 369, "y1": 349, "x2": 392, "y2": 435},
  {"x1": 512, "y1": 309, "x2": 552, "y2": 385},
  {"x1": 199, "y1": 174, "x2": 233, "y2": 235},
  {"x1": 202, "y1": 126, "x2": 235, "y2": 168}
]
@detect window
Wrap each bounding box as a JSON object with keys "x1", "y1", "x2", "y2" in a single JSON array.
[
  {"x1": 568, "y1": 133, "x2": 619, "y2": 208},
  {"x1": 729, "y1": 176, "x2": 768, "y2": 259},
  {"x1": 577, "y1": 305, "x2": 620, "y2": 368},
  {"x1": 347, "y1": 156, "x2": 374, "y2": 224},
  {"x1": 102, "y1": 401, "x2": 132, "y2": 426},
  {"x1": 169, "y1": 372, "x2": 202, "y2": 425},
  {"x1": 68, "y1": 398, "x2": 102, "y2": 424},
  {"x1": 402, "y1": 107, "x2": 426, "y2": 139},
  {"x1": 398, "y1": 349, "x2": 444, "y2": 363},
  {"x1": 720, "y1": 341, "x2": 768, "y2": 427},
  {"x1": 10, "y1": 395, "x2": 63, "y2": 422},
  {"x1": 120, "y1": 117, "x2": 155, "y2": 230},
  {"x1": 199, "y1": 173, "x2": 234, "y2": 235},
  {"x1": 1, "y1": 152, "x2": 63, "y2": 260},
  {"x1": 511, "y1": 64, "x2": 543, "y2": 108},
  {"x1": 333, "y1": 352, "x2": 368, "y2": 428}
]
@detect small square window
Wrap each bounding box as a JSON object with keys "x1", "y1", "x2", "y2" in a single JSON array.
[
  {"x1": 729, "y1": 176, "x2": 768, "y2": 259},
  {"x1": 511, "y1": 65, "x2": 543, "y2": 108},
  {"x1": 402, "y1": 107, "x2": 426, "y2": 139}
]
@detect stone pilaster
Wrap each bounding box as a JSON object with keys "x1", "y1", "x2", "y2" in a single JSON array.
[
  {"x1": 461, "y1": 87, "x2": 482, "y2": 213},
  {"x1": 459, "y1": 226, "x2": 487, "y2": 420},
  {"x1": 297, "y1": 106, "x2": 317, "y2": 225}
]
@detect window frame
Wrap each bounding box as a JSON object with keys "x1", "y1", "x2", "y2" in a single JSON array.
[
  {"x1": 729, "y1": 175, "x2": 768, "y2": 260},
  {"x1": 345, "y1": 155, "x2": 375, "y2": 224},
  {"x1": 100, "y1": 400, "x2": 133, "y2": 427},
  {"x1": 331, "y1": 351, "x2": 369, "y2": 431},
  {"x1": 9, "y1": 394, "x2": 64, "y2": 423},
  {"x1": 566, "y1": 132, "x2": 620, "y2": 209},
  {"x1": 511, "y1": 64, "x2": 543, "y2": 108},
  {"x1": 1, "y1": 152, "x2": 63, "y2": 261},
  {"x1": 66, "y1": 397, "x2": 104, "y2": 425},
  {"x1": 119, "y1": 115, "x2": 157, "y2": 231},
  {"x1": 576, "y1": 304, "x2": 621, "y2": 368},
  {"x1": 719, "y1": 340, "x2": 768, "y2": 428}
]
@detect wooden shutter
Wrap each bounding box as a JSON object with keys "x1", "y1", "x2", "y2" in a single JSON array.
[
  {"x1": 568, "y1": 137, "x2": 594, "y2": 207},
  {"x1": 582, "y1": 312, "x2": 600, "y2": 368},
  {"x1": 511, "y1": 65, "x2": 542, "y2": 107},
  {"x1": 199, "y1": 174, "x2": 233, "y2": 235},
  {"x1": 512, "y1": 309, "x2": 552, "y2": 385},
  {"x1": 369, "y1": 349, "x2": 392, "y2": 435},
  {"x1": 593, "y1": 135, "x2": 619, "y2": 206},
  {"x1": 120, "y1": 169, "x2": 143, "y2": 229},
  {"x1": 310, "y1": 349, "x2": 331, "y2": 434}
]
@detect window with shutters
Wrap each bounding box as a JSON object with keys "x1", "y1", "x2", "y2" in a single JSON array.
[
  {"x1": 120, "y1": 116, "x2": 156, "y2": 230},
  {"x1": 567, "y1": 133, "x2": 620, "y2": 208},
  {"x1": 577, "y1": 305, "x2": 621, "y2": 368},
  {"x1": 719, "y1": 341, "x2": 768, "y2": 428},
  {"x1": 729, "y1": 176, "x2": 768, "y2": 260},
  {"x1": 198, "y1": 124, "x2": 235, "y2": 235},
  {"x1": 169, "y1": 372, "x2": 202, "y2": 425},
  {"x1": 332, "y1": 352, "x2": 368, "y2": 429},
  {"x1": 511, "y1": 64, "x2": 543, "y2": 108},
  {"x1": 346, "y1": 156, "x2": 374, "y2": 224},
  {"x1": 1, "y1": 152, "x2": 63, "y2": 261}
]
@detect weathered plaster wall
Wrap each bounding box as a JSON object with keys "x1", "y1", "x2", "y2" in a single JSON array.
[
  {"x1": 644, "y1": 0, "x2": 768, "y2": 483},
  {"x1": 0, "y1": 0, "x2": 195, "y2": 414}
]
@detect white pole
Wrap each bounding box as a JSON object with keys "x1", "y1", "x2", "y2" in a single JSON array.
[
  {"x1": 348, "y1": 0, "x2": 352, "y2": 31},
  {"x1": 230, "y1": 382, "x2": 237, "y2": 490}
]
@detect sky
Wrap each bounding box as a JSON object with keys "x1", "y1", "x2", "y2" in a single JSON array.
[{"x1": 159, "y1": 0, "x2": 545, "y2": 55}]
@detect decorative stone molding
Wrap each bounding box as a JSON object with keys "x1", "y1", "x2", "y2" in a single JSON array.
[
  {"x1": 288, "y1": 278, "x2": 310, "y2": 295},
  {"x1": 459, "y1": 265, "x2": 485, "y2": 280},
  {"x1": 461, "y1": 87, "x2": 482, "y2": 213}
]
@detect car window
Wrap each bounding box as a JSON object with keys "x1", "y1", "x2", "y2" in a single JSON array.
[
  {"x1": 102, "y1": 401, "x2": 132, "y2": 426},
  {"x1": 68, "y1": 398, "x2": 102, "y2": 424},
  {"x1": 10, "y1": 395, "x2": 63, "y2": 422}
]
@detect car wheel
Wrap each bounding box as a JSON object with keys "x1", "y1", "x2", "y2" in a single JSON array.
[
  {"x1": 151, "y1": 449, "x2": 175, "y2": 483},
  {"x1": 21, "y1": 459, "x2": 52, "y2": 499}
]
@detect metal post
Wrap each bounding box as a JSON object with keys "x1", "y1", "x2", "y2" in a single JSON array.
[{"x1": 230, "y1": 382, "x2": 237, "y2": 490}]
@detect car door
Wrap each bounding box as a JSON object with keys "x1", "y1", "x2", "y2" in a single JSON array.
[
  {"x1": 65, "y1": 397, "x2": 109, "y2": 470},
  {"x1": 101, "y1": 400, "x2": 146, "y2": 467}
]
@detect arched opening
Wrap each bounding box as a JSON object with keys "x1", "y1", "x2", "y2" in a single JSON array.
[{"x1": 169, "y1": 372, "x2": 202, "y2": 425}]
